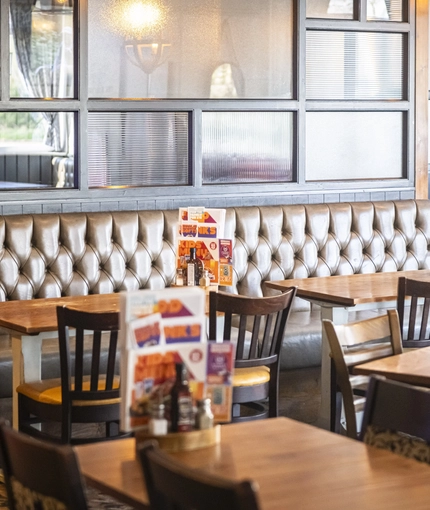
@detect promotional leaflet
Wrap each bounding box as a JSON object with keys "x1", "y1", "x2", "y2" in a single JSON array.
[
  {"x1": 120, "y1": 287, "x2": 234, "y2": 432},
  {"x1": 176, "y1": 207, "x2": 233, "y2": 286}
]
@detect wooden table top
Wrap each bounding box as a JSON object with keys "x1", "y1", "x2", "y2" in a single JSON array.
[
  {"x1": 265, "y1": 269, "x2": 430, "y2": 307},
  {"x1": 76, "y1": 417, "x2": 430, "y2": 510},
  {"x1": 353, "y1": 346, "x2": 430, "y2": 387},
  {"x1": 0, "y1": 293, "x2": 121, "y2": 335}
]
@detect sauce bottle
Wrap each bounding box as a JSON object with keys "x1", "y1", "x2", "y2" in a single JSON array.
[
  {"x1": 170, "y1": 363, "x2": 194, "y2": 432},
  {"x1": 185, "y1": 247, "x2": 202, "y2": 286}
]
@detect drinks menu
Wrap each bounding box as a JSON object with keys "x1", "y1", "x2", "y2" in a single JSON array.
[{"x1": 177, "y1": 207, "x2": 233, "y2": 286}]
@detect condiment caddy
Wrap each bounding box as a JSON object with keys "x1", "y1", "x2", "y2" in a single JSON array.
[{"x1": 135, "y1": 362, "x2": 220, "y2": 452}]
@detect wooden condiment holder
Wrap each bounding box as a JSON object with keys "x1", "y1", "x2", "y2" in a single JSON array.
[{"x1": 135, "y1": 425, "x2": 221, "y2": 452}]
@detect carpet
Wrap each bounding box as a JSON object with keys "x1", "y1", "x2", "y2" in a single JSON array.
[{"x1": 0, "y1": 480, "x2": 133, "y2": 509}]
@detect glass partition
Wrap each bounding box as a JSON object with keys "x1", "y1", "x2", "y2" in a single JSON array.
[
  {"x1": 202, "y1": 111, "x2": 293, "y2": 184},
  {"x1": 88, "y1": 0, "x2": 293, "y2": 99},
  {"x1": 306, "y1": 111, "x2": 404, "y2": 181},
  {"x1": 87, "y1": 111, "x2": 189, "y2": 188}
]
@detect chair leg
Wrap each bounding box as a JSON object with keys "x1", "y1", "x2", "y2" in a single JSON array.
[
  {"x1": 232, "y1": 404, "x2": 241, "y2": 418},
  {"x1": 330, "y1": 359, "x2": 337, "y2": 432},
  {"x1": 106, "y1": 421, "x2": 119, "y2": 437},
  {"x1": 268, "y1": 371, "x2": 279, "y2": 418},
  {"x1": 334, "y1": 391, "x2": 342, "y2": 434}
]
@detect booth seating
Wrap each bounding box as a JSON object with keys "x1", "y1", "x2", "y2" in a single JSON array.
[{"x1": 0, "y1": 200, "x2": 430, "y2": 402}]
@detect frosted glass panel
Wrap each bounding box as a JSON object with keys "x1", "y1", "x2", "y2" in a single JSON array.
[
  {"x1": 367, "y1": 0, "x2": 403, "y2": 21},
  {"x1": 9, "y1": 0, "x2": 74, "y2": 99},
  {"x1": 307, "y1": 0, "x2": 353, "y2": 19},
  {"x1": 306, "y1": 112, "x2": 403, "y2": 181},
  {"x1": 307, "y1": 31, "x2": 404, "y2": 100},
  {"x1": 87, "y1": 112, "x2": 189, "y2": 188},
  {"x1": 202, "y1": 112, "x2": 293, "y2": 184},
  {"x1": 88, "y1": 0, "x2": 293, "y2": 99}
]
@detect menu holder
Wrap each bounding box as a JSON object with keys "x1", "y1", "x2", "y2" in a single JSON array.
[{"x1": 135, "y1": 424, "x2": 221, "y2": 452}]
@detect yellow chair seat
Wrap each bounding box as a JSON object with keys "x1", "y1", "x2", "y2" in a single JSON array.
[
  {"x1": 16, "y1": 376, "x2": 120, "y2": 406},
  {"x1": 233, "y1": 366, "x2": 270, "y2": 387}
]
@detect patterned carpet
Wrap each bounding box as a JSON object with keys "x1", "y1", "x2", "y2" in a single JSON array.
[{"x1": 0, "y1": 480, "x2": 133, "y2": 509}]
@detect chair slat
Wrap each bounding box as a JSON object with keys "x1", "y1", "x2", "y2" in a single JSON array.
[
  {"x1": 90, "y1": 331, "x2": 102, "y2": 391},
  {"x1": 74, "y1": 329, "x2": 85, "y2": 391}
]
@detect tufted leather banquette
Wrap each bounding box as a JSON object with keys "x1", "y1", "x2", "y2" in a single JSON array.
[{"x1": 0, "y1": 199, "x2": 430, "y2": 398}]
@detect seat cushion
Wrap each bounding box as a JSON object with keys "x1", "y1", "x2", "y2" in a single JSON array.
[
  {"x1": 233, "y1": 366, "x2": 270, "y2": 387},
  {"x1": 16, "y1": 376, "x2": 120, "y2": 406}
]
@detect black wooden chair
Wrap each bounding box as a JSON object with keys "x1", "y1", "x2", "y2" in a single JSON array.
[
  {"x1": 209, "y1": 287, "x2": 296, "y2": 421},
  {"x1": 397, "y1": 276, "x2": 430, "y2": 348},
  {"x1": 17, "y1": 306, "x2": 124, "y2": 444},
  {"x1": 138, "y1": 441, "x2": 261, "y2": 510},
  {"x1": 0, "y1": 419, "x2": 88, "y2": 509},
  {"x1": 360, "y1": 375, "x2": 430, "y2": 464}
]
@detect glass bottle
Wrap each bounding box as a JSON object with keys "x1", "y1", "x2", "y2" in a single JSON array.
[
  {"x1": 148, "y1": 402, "x2": 168, "y2": 436},
  {"x1": 175, "y1": 267, "x2": 184, "y2": 286},
  {"x1": 199, "y1": 269, "x2": 210, "y2": 288},
  {"x1": 185, "y1": 247, "x2": 202, "y2": 286},
  {"x1": 195, "y1": 398, "x2": 214, "y2": 430},
  {"x1": 170, "y1": 363, "x2": 194, "y2": 432}
]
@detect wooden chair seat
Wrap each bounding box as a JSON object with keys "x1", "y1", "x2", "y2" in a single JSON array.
[
  {"x1": 233, "y1": 367, "x2": 270, "y2": 386},
  {"x1": 17, "y1": 375, "x2": 120, "y2": 406}
]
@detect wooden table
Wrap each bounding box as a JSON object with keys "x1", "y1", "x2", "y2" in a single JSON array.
[
  {"x1": 354, "y1": 345, "x2": 430, "y2": 387},
  {"x1": 76, "y1": 417, "x2": 430, "y2": 510},
  {"x1": 1, "y1": 293, "x2": 120, "y2": 428},
  {"x1": 265, "y1": 269, "x2": 430, "y2": 429}
]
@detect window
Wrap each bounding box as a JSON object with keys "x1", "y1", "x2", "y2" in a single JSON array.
[{"x1": 0, "y1": 0, "x2": 416, "y2": 205}]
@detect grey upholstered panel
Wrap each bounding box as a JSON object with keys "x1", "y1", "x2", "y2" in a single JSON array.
[{"x1": 0, "y1": 200, "x2": 428, "y2": 301}]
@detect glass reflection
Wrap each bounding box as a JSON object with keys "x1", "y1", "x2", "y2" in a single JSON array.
[
  {"x1": 9, "y1": 0, "x2": 74, "y2": 99},
  {"x1": 89, "y1": 0, "x2": 293, "y2": 99},
  {"x1": 0, "y1": 112, "x2": 74, "y2": 190}
]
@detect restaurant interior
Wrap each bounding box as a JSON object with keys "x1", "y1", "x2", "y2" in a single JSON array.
[{"x1": 1, "y1": 0, "x2": 430, "y2": 509}]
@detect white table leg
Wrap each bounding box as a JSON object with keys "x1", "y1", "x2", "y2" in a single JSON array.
[
  {"x1": 11, "y1": 334, "x2": 43, "y2": 429},
  {"x1": 317, "y1": 306, "x2": 349, "y2": 430}
]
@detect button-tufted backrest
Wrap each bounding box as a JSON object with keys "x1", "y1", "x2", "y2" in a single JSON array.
[
  {"x1": 0, "y1": 200, "x2": 429, "y2": 302},
  {"x1": 225, "y1": 200, "x2": 430, "y2": 298}
]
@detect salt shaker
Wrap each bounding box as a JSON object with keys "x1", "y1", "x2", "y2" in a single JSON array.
[
  {"x1": 148, "y1": 402, "x2": 168, "y2": 436},
  {"x1": 195, "y1": 398, "x2": 214, "y2": 430}
]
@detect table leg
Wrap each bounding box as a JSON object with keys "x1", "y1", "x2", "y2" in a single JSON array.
[
  {"x1": 317, "y1": 306, "x2": 349, "y2": 430},
  {"x1": 11, "y1": 334, "x2": 43, "y2": 429}
]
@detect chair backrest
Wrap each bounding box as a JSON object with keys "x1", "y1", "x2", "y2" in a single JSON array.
[
  {"x1": 322, "y1": 309, "x2": 403, "y2": 438},
  {"x1": 0, "y1": 419, "x2": 88, "y2": 510},
  {"x1": 138, "y1": 441, "x2": 261, "y2": 510},
  {"x1": 56, "y1": 305, "x2": 120, "y2": 412},
  {"x1": 397, "y1": 277, "x2": 430, "y2": 348},
  {"x1": 208, "y1": 288, "x2": 297, "y2": 369},
  {"x1": 359, "y1": 375, "x2": 430, "y2": 464}
]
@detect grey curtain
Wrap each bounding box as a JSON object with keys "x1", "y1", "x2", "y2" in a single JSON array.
[{"x1": 9, "y1": 0, "x2": 69, "y2": 151}]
